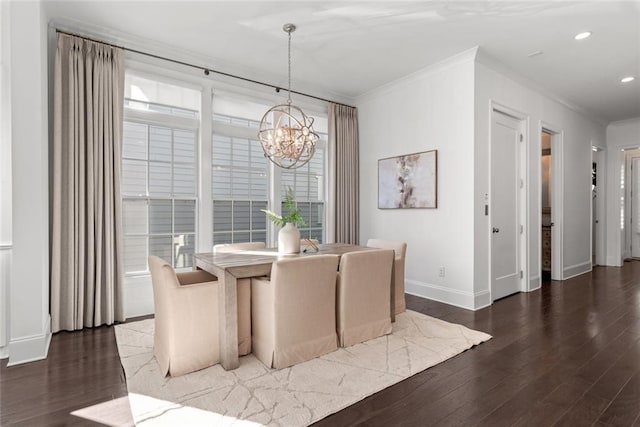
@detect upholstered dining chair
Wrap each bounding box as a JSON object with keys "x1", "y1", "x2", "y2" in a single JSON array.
[
  {"x1": 366, "y1": 239, "x2": 408, "y2": 314},
  {"x1": 251, "y1": 255, "x2": 340, "y2": 369},
  {"x1": 213, "y1": 241, "x2": 266, "y2": 355},
  {"x1": 149, "y1": 255, "x2": 221, "y2": 376},
  {"x1": 336, "y1": 249, "x2": 394, "y2": 347}
]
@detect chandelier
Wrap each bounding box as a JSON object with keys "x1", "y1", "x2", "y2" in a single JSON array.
[{"x1": 258, "y1": 23, "x2": 319, "y2": 169}]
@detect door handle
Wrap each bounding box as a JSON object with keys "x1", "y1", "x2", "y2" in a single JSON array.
[
  {"x1": 492, "y1": 227, "x2": 500, "y2": 233},
  {"x1": 550, "y1": 222, "x2": 555, "y2": 227}
]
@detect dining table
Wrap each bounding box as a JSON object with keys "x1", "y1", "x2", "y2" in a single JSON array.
[{"x1": 193, "y1": 243, "x2": 396, "y2": 370}]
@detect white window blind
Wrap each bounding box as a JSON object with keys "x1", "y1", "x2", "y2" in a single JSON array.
[
  {"x1": 281, "y1": 133, "x2": 327, "y2": 242},
  {"x1": 122, "y1": 75, "x2": 200, "y2": 272},
  {"x1": 212, "y1": 112, "x2": 269, "y2": 245}
]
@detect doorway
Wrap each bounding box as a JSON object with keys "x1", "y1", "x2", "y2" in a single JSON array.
[
  {"x1": 540, "y1": 126, "x2": 563, "y2": 281},
  {"x1": 591, "y1": 147, "x2": 604, "y2": 265},
  {"x1": 626, "y1": 150, "x2": 640, "y2": 259},
  {"x1": 490, "y1": 109, "x2": 527, "y2": 301},
  {"x1": 541, "y1": 131, "x2": 552, "y2": 280}
]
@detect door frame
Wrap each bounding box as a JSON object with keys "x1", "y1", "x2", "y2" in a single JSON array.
[
  {"x1": 625, "y1": 150, "x2": 640, "y2": 258},
  {"x1": 591, "y1": 145, "x2": 607, "y2": 266},
  {"x1": 539, "y1": 122, "x2": 564, "y2": 281},
  {"x1": 488, "y1": 102, "x2": 529, "y2": 301}
]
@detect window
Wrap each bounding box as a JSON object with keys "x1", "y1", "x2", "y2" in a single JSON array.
[
  {"x1": 281, "y1": 134, "x2": 327, "y2": 242},
  {"x1": 211, "y1": 130, "x2": 268, "y2": 244},
  {"x1": 121, "y1": 75, "x2": 200, "y2": 273},
  {"x1": 211, "y1": 95, "x2": 328, "y2": 246},
  {"x1": 211, "y1": 97, "x2": 272, "y2": 245},
  {"x1": 119, "y1": 71, "x2": 330, "y2": 319}
]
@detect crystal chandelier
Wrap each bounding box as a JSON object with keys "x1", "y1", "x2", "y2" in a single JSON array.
[{"x1": 258, "y1": 23, "x2": 319, "y2": 169}]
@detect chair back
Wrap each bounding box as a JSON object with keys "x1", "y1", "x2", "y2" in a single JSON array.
[
  {"x1": 213, "y1": 242, "x2": 266, "y2": 253},
  {"x1": 337, "y1": 249, "x2": 394, "y2": 346},
  {"x1": 270, "y1": 255, "x2": 339, "y2": 345},
  {"x1": 366, "y1": 239, "x2": 407, "y2": 260},
  {"x1": 148, "y1": 256, "x2": 179, "y2": 302}
]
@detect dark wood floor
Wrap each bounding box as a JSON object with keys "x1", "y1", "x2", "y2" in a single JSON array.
[{"x1": 2, "y1": 261, "x2": 639, "y2": 426}]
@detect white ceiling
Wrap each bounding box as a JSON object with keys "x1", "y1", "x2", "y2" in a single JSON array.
[{"x1": 43, "y1": 1, "x2": 640, "y2": 124}]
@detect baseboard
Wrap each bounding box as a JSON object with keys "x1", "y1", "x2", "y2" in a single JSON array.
[
  {"x1": 405, "y1": 279, "x2": 488, "y2": 311},
  {"x1": 7, "y1": 314, "x2": 51, "y2": 366},
  {"x1": 473, "y1": 291, "x2": 491, "y2": 310},
  {"x1": 529, "y1": 276, "x2": 541, "y2": 291},
  {"x1": 605, "y1": 256, "x2": 623, "y2": 267},
  {"x1": 563, "y1": 261, "x2": 592, "y2": 280},
  {"x1": 0, "y1": 346, "x2": 8, "y2": 359},
  {"x1": 124, "y1": 275, "x2": 155, "y2": 319}
]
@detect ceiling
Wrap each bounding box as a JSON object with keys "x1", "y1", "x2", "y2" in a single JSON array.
[{"x1": 43, "y1": 1, "x2": 640, "y2": 124}]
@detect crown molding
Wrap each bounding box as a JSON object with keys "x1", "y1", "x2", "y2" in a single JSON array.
[
  {"x1": 606, "y1": 116, "x2": 640, "y2": 128},
  {"x1": 474, "y1": 48, "x2": 608, "y2": 128}
]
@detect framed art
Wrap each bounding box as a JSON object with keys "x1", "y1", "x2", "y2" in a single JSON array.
[{"x1": 378, "y1": 149, "x2": 437, "y2": 209}]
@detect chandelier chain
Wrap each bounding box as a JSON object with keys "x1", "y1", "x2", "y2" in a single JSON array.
[{"x1": 287, "y1": 29, "x2": 292, "y2": 105}]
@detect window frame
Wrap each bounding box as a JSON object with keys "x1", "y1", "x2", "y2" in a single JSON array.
[
  {"x1": 122, "y1": 96, "x2": 200, "y2": 276},
  {"x1": 120, "y1": 67, "x2": 332, "y2": 276},
  {"x1": 211, "y1": 99, "x2": 329, "y2": 247}
]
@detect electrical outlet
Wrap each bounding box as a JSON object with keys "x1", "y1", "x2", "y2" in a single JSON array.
[{"x1": 438, "y1": 266, "x2": 445, "y2": 277}]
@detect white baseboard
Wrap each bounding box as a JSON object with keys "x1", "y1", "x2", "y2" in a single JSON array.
[
  {"x1": 605, "y1": 256, "x2": 623, "y2": 267},
  {"x1": 563, "y1": 261, "x2": 592, "y2": 280},
  {"x1": 7, "y1": 314, "x2": 51, "y2": 366},
  {"x1": 124, "y1": 275, "x2": 155, "y2": 319},
  {"x1": 529, "y1": 276, "x2": 541, "y2": 291},
  {"x1": 405, "y1": 279, "x2": 488, "y2": 311},
  {"x1": 0, "y1": 346, "x2": 8, "y2": 359},
  {"x1": 474, "y1": 291, "x2": 491, "y2": 310}
]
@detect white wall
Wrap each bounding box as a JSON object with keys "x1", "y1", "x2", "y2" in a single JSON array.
[
  {"x1": 358, "y1": 46, "x2": 607, "y2": 311},
  {"x1": 474, "y1": 54, "x2": 607, "y2": 301},
  {"x1": 357, "y1": 49, "x2": 478, "y2": 309},
  {"x1": 6, "y1": 1, "x2": 51, "y2": 365},
  {"x1": 606, "y1": 118, "x2": 640, "y2": 266},
  {"x1": 0, "y1": 0, "x2": 11, "y2": 358}
]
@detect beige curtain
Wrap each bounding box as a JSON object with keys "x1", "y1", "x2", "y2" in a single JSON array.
[
  {"x1": 329, "y1": 103, "x2": 359, "y2": 244},
  {"x1": 51, "y1": 34, "x2": 125, "y2": 332}
]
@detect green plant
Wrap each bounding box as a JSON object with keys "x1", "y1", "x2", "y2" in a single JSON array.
[{"x1": 261, "y1": 187, "x2": 306, "y2": 228}]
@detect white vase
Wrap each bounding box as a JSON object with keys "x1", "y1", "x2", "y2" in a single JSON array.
[{"x1": 278, "y1": 222, "x2": 300, "y2": 254}]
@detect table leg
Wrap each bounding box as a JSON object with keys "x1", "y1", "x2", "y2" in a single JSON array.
[
  {"x1": 218, "y1": 270, "x2": 239, "y2": 370},
  {"x1": 390, "y1": 260, "x2": 396, "y2": 323}
]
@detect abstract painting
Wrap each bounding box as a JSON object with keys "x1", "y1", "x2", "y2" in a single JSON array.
[{"x1": 378, "y1": 150, "x2": 437, "y2": 209}]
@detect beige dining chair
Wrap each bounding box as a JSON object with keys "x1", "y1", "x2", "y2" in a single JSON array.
[
  {"x1": 336, "y1": 249, "x2": 394, "y2": 347},
  {"x1": 251, "y1": 254, "x2": 340, "y2": 369},
  {"x1": 213, "y1": 241, "x2": 266, "y2": 355},
  {"x1": 149, "y1": 255, "x2": 221, "y2": 376},
  {"x1": 367, "y1": 239, "x2": 408, "y2": 314}
]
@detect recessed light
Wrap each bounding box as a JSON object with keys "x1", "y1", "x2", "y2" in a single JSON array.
[
  {"x1": 574, "y1": 31, "x2": 592, "y2": 40},
  {"x1": 621, "y1": 76, "x2": 635, "y2": 83}
]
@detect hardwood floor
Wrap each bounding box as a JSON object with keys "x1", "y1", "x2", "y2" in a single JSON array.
[{"x1": 1, "y1": 261, "x2": 639, "y2": 426}]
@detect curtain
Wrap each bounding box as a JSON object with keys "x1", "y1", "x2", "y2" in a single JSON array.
[
  {"x1": 51, "y1": 34, "x2": 125, "y2": 332},
  {"x1": 329, "y1": 103, "x2": 359, "y2": 244}
]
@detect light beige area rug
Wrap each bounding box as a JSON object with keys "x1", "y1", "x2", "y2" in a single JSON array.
[{"x1": 115, "y1": 310, "x2": 491, "y2": 426}]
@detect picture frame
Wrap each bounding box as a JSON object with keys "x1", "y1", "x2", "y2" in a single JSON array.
[{"x1": 378, "y1": 149, "x2": 438, "y2": 209}]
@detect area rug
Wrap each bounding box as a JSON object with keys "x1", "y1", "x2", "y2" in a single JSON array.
[{"x1": 115, "y1": 310, "x2": 491, "y2": 426}]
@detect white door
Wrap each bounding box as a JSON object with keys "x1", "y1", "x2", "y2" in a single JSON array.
[
  {"x1": 491, "y1": 111, "x2": 523, "y2": 300},
  {"x1": 632, "y1": 157, "x2": 640, "y2": 258}
]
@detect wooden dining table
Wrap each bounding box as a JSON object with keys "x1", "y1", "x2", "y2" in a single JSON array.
[{"x1": 193, "y1": 243, "x2": 396, "y2": 370}]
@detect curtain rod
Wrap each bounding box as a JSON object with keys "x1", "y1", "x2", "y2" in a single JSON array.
[{"x1": 55, "y1": 29, "x2": 355, "y2": 109}]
